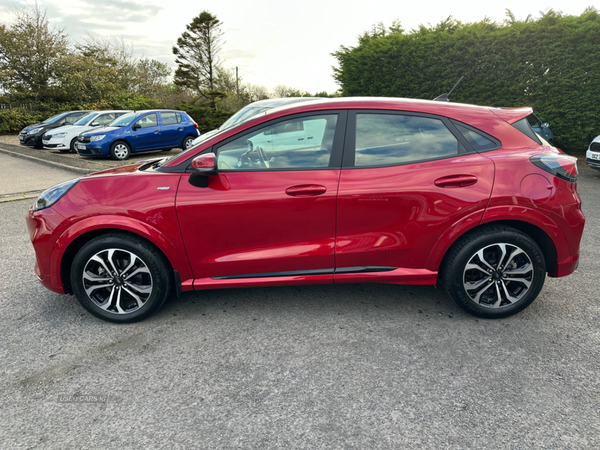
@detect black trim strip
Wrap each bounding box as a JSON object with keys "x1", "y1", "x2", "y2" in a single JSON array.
[
  {"x1": 212, "y1": 268, "x2": 334, "y2": 280},
  {"x1": 211, "y1": 266, "x2": 398, "y2": 280},
  {"x1": 334, "y1": 266, "x2": 397, "y2": 274}
]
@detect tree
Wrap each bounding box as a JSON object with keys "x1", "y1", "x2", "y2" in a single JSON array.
[
  {"x1": 173, "y1": 11, "x2": 224, "y2": 108},
  {"x1": 0, "y1": 2, "x2": 70, "y2": 101}
]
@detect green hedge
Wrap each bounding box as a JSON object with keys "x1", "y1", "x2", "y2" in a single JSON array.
[
  {"x1": 0, "y1": 101, "x2": 233, "y2": 135},
  {"x1": 0, "y1": 108, "x2": 45, "y2": 133},
  {"x1": 333, "y1": 9, "x2": 600, "y2": 150}
]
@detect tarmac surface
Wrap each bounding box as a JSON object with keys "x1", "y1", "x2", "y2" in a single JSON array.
[{"x1": 0, "y1": 138, "x2": 599, "y2": 449}]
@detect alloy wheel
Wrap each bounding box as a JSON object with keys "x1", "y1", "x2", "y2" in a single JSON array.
[
  {"x1": 462, "y1": 243, "x2": 534, "y2": 309},
  {"x1": 82, "y1": 248, "x2": 153, "y2": 315}
]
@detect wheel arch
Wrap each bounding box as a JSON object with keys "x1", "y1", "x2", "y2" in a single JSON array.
[
  {"x1": 433, "y1": 220, "x2": 558, "y2": 283},
  {"x1": 110, "y1": 138, "x2": 133, "y2": 150},
  {"x1": 54, "y1": 218, "x2": 192, "y2": 294}
]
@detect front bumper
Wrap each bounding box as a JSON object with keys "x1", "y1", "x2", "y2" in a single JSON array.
[
  {"x1": 19, "y1": 133, "x2": 42, "y2": 147},
  {"x1": 75, "y1": 141, "x2": 110, "y2": 156},
  {"x1": 26, "y1": 205, "x2": 70, "y2": 294},
  {"x1": 586, "y1": 148, "x2": 600, "y2": 170},
  {"x1": 42, "y1": 136, "x2": 69, "y2": 150}
]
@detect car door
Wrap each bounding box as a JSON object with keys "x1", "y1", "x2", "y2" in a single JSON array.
[
  {"x1": 334, "y1": 111, "x2": 495, "y2": 280},
  {"x1": 159, "y1": 112, "x2": 184, "y2": 147},
  {"x1": 130, "y1": 113, "x2": 160, "y2": 150},
  {"x1": 175, "y1": 111, "x2": 346, "y2": 285}
]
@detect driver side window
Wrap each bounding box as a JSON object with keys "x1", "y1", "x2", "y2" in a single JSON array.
[{"x1": 216, "y1": 114, "x2": 338, "y2": 171}]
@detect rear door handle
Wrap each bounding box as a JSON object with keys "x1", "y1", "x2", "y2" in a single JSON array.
[
  {"x1": 434, "y1": 175, "x2": 478, "y2": 188},
  {"x1": 285, "y1": 184, "x2": 327, "y2": 196}
]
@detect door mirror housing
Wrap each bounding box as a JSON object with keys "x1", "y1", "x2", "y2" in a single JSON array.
[
  {"x1": 132, "y1": 123, "x2": 141, "y2": 130},
  {"x1": 189, "y1": 153, "x2": 217, "y2": 187},
  {"x1": 541, "y1": 122, "x2": 550, "y2": 128}
]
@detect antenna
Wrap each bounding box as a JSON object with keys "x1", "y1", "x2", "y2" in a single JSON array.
[{"x1": 433, "y1": 76, "x2": 464, "y2": 102}]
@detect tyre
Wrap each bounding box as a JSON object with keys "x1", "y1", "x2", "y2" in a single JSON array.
[
  {"x1": 110, "y1": 141, "x2": 131, "y2": 160},
  {"x1": 182, "y1": 136, "x2": 195, "y2": 150},
  {"x1": 442, "y1": 226, "x2": 546, "y2": 318},
  {"x1": 69, "y1": 137, "x2": 78, "y2": 153},
  {"x1": 70, "y1": 233, "x2": 172, "y2": 323}
]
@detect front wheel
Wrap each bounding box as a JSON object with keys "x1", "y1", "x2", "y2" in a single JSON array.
[
  {"x1": 110, "y1": 141, "x2": 131, "y2": 160},
  {"x1": 442, "y1": 226, "x2": 546, "y2": 318},
  {"x1": 70, "y1": 233, "x2": 172, "y2": 323}
]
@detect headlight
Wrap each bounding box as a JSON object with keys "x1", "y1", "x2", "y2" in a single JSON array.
[
  {"x1": 90, "y1": 135, "x2": 105, "y2": 142},
  {"x1": 52, "y1": 132, "x2": 67, "y2": 138},
  {"x1": 33, "y1": 179, "x2": 79, "y2": 212},
  {"x1": 27, "y1": 127, "x2": 43, "y2": 135}
]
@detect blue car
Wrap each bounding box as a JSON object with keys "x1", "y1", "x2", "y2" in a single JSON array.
[{"x1": 76, "y1": 110, "x2": 199, "y2": 160}]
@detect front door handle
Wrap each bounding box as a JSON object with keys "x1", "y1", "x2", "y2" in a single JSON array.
[
  {"x1": 285, "y1": 184, "x2": 327, "y2": 196},
  {"x1": 154, "y1": 130, "x2": 160, "y2": 134},
  {"x1": 434, "y1": 175, "x2": 478, "y2": 188}
]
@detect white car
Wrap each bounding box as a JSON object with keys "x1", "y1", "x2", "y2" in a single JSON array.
[
  {"x1": 190, "y1": 97, "x2": 319, "y2": 147},
  {"x1": 42, "y1": 110, "x2": 131, "y2": 153},
  {"x1": 586, "y1": 135, "x2": 600, "y2": 171}
]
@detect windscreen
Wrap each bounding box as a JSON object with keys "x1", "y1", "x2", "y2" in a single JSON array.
[
  {"x1": 108, "y1": 112, "x2": 139, "y2": 127},
  {"x1": 73, "y1": 112, "x2": 97, "y2": 126}
]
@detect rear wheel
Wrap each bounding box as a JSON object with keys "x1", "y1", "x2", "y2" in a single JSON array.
[
  {"x1": 70, "y1": 234, "x2": 171, "y2": 323},
  {"x1": 182, "y1": 136, "x2": 195, "y2": 150},
  {"x1": 442, "y1": 226, "x2": 546, "y2": 318}
]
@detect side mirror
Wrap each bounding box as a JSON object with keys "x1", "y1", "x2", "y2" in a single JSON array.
[
  {"x1": 132, "y1": 123, "x2": 141, "y2": 130},
  {"x1": 191, "y1": 152, "x2": 217, "y2": 175},
  {"x1": 541, "y1": 122, "x2": 550, "y2": 128},
  {"x1": 91, "y1": 122, "x2": 100, "y2": 127},
  {"x1": 189, "y1": 152, "x2": 217, "y2": 187}
]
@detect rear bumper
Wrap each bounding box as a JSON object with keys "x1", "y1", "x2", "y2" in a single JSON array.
[{"x1": 548, "y1": 254, "x2": 579, "y2": 278}]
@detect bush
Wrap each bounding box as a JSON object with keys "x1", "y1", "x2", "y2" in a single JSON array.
[{"x1": 0, "y1": 108, "x2": 45, "y2": 133}]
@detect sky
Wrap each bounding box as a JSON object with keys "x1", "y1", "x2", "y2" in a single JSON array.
[{"x1": 0, "y1": 0, "x2": 596, "y2": 94}]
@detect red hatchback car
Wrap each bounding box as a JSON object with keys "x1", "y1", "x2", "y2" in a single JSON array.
[{"x1": 26, "y1": 98, "x2": 584, "y2": 322}]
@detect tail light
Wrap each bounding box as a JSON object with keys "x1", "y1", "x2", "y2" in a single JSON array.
[
  {"x1": 530, "y1": 154, "x2": 578, "y2": 182},
  {"x1": 193, "y1": 122, "x2": 198, "y2": 129}
]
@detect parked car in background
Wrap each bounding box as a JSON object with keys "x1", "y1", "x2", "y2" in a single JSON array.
[
  {"x1": 27, "y1": 97, "x2": 584, "y2": 323},
  {"x1": 42, "y1": 110, "x2": 131, "y2": 153},
  {"x1": 585, "y1": 135, "x2": 600, "y2": 170},
  {"x1": 76, "y1": 110, "x2": 199, "y2": 160},
  {"x1": 191, "y1": 97, "x2": 319, "y2": 146},
  {"x1": 527, "y1": 113, "x2": 554, "y2": 145},
  {"x1": 19, "y1": 111, "x2": 91, "y2": 149}
]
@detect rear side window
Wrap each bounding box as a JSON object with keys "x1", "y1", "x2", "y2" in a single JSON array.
[
  {"x1": 161, "y1": 112, "x2": 182, "y2": 125},
  {"x1": 512, "y1": 118, "x2": 542, "y2": 145},
  {"x1": 354, "y1": 113, "x2": 460, "y2": 167},
  {"x1": 453, "y1": 122, "x2": 500, "y2": 151}
]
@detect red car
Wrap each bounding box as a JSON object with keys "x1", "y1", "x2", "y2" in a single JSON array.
[{"x1": 26, "y1": 98, "x2": 585, "y2": 323}]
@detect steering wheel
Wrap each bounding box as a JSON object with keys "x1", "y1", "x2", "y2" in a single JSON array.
[{"x1": 256, "y1": 146, "x2": 270, "y2": 169}]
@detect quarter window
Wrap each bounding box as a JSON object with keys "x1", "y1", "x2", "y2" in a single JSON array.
[
  {"x1": 217, "y1": 114, "x2": 338, "y2": 171},
  {"x1": 453, "y1": 123, "x2": 499, "y2": 151},
  {"x1": 354, "y1": 114, "x2": 459, "y2": 167}
]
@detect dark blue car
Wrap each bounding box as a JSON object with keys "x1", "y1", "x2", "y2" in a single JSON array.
[{"x1": 76, "y1": 110, "x2": 199, "y2": 160}]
